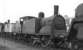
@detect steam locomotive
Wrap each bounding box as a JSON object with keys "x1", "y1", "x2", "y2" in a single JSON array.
[
  {"x1": 0, "y1": 3, "x2": 82, "y2": 50},
  {"x1": 0, "y1": 5, "x2": 68, "y2": 48},
  {"x1": 0, "y1": 16, "x2": 66, "y2": 47}
]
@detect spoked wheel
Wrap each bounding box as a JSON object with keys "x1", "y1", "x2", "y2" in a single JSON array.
[
  {"x1": 31, "y1": 35, "x2": 42, "y2": 47},
  {"x1": 40, "y1": 35, "x2": 51, "y2": 47}
]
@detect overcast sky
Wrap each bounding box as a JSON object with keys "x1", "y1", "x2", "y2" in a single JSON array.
[{"x1": 0, "y1": 0, "x2": 83, "y2": 23}]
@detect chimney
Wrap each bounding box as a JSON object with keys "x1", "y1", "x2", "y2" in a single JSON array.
[{"x1": 54, "y1": 5, "x2": 59, "y2": 16}]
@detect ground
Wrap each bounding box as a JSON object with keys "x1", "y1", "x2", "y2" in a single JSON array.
[{"x1": 0, "y1": 36, "x2": 63, "y2": 50}]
